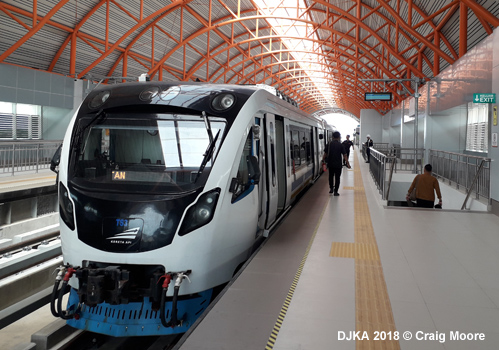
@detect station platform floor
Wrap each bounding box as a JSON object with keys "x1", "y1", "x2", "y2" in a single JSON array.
[
  {"x1": 176, "y1": 150, "x2": 499, "y2": 350},
  {"x1": 0, "y1": 169, "x2": 56, "y2": 193}
]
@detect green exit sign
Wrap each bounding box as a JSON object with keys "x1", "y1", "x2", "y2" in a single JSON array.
[{"x1": 473, "y1": 93, "x2": 496, "y2": 103}]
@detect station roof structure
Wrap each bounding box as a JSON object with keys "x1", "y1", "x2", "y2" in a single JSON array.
[{"x1": 1, "y1": 0, "x2": 499, "y2": 117}]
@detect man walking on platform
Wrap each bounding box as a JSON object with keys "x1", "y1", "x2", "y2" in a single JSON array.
[
  {"x1": 342, "y1": 135, "x2": 354, "y2": 166},
  {"x1": 324, "y1": 131, "x2": 350, "y2": 196}
]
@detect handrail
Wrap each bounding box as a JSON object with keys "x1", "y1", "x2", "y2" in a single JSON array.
[
  {"x1": 385, "y1": 156, "x2": 396, "y2": 200},
  {"x1": 0, "y1": 140, "x2": 62, "y2": 176},
  {"x1": 368, "y1": 146, "x2": 423, "y2": 200},
  {"x1": 429, "y1": 149, "x2": 491, "y2": 160},
  {"x1": 429, "y1": 149, "x2": 491, "y2": 206},
  {"x1": 461, "y1": 159, "x2": 486, "y2": 210}
]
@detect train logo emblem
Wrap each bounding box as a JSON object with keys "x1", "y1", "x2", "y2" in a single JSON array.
[{"x1": 106, "y1": 227, "x2": 140, "y2": 244}]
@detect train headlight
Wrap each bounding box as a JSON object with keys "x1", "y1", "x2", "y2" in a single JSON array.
[
  {"x1": 89, "y1": 91, "x2": 110, "y2": 109},
  {"x1": 139, "y1": 87, "x2": 160, "y2": 101},
  {"x1": 59, "y1": 183, "x2": 75, "y2": 230},
  {"x1": 211, "y1": 93, "x2": 235, "y2": 111},
  {"x1": 178, "y1": 188, "x2": 220, "y2": 236}
]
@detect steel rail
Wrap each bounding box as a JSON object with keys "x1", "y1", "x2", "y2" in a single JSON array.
[{"x1": 0, "y1": 230, "x2": 60, "y2": 257}]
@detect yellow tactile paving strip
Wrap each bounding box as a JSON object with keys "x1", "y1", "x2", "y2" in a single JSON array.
[
  {"x1": 331, "y1": 153, "x2": 400, "y2": 350},
  {"x1": 344, "y1": 186, "x2": 365, "y2": 191},
  {"x1": 329, "y1": 242, "x2": 380, "y2": 260}
]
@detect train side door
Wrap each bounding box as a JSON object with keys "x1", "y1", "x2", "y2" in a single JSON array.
[{"x1": 264, "y1": 113, "x2": 279, "y2": 229}]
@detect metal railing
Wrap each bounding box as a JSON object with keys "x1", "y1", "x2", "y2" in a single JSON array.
[
  {"x1": 389, "y1": 147, "x2": 425, "y2": 173},
  {"x1": 0, "y1": 141, "x2": 62, "y2": 176},
  {"x1": 361, "y1": 142, "x2": 389, "y2": 159},
  {"x1": 429, "y1": 149, "x2": 491, "y2": 206},
  {"x1": 368, "y1": 147, "x2": 425, "y2": 200},
  {"x1": 368, "y1": 148, "x2": 395, "y2": 199}
]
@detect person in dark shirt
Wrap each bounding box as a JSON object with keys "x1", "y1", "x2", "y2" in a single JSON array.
[
  {"x1": 341, "y1": 135, "x2": 354, "y2": 166},
  {"x1": 323, "y1": 131, "x2": 350, "y2": 196},
  {"x1": 365, "y1": 135, "x2": 373, "y2": 163}
]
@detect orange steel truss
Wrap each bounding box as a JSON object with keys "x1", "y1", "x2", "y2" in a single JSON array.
[{"x1": 0, "y1": 0, "x2": 498, "y2": 117}]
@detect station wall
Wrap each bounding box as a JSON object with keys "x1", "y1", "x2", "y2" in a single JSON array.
[
  {"x1": 360, "y1": 109, "x2": 382, "y2": 144},
  {"x1": 0, "y1": 63, "x2": 81, "y2": 141}
]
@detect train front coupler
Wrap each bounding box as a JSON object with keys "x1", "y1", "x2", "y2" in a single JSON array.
[
  {"x1": 159, "y1": 270, "x2": 192, "y2": 328},
  {"x1": 50, "y1": 264, "x2": 79, "y2": 319}
]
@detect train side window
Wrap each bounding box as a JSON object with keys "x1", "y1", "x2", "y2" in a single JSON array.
[
  {"x1": 292, "y1": 130, "x2": 301, "y2": 166},
  {"x1": 299, "y1": 131, "x2": 307, "y2": 164},
  {"x1": 231, "y1": 131, "x2": 253, "y2": 203},
  {"x1": 269, "y1": 122, "x2": 276, "y2": 186}
]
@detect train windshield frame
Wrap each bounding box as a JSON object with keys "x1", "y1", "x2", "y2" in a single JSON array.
[{"x1": 69, "y1": 113, "x2": 227, "y2": 194}]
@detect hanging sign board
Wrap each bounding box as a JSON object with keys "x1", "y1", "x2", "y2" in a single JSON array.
[
  {"x1": 473, "y1": 93, "x2": 496, "y2": 103},
  {"x1": 494, "y1": 106, "x2": 497, "y2": 126},
  {"x1": 365, "y1": 92, "x2": 392, "y2": 101},
  {"x1": 493, "y1": 133, "x2": 498, "y2": 148}
]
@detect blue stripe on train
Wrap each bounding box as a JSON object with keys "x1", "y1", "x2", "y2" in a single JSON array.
[{"x1": 65, "y1": 288, "x2": 213, "y2": 336}]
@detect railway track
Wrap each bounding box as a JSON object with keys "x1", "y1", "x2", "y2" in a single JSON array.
[
  {"x1": 24, "y1": 318, "x2": 182, "y2": 350},
  {"x1": 1, "y1": 232, "x2": 183, "y2": 349},
  {"x1": 58, "y1": 333, "x2": 181, "y2": 350},
  {"x1": 0, "y1": 231, "x2": 62, "y2": 329}
]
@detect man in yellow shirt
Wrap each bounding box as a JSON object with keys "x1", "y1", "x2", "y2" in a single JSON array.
[{"x1": 406, "y1": 164, "x2": 443, "y2": 208}]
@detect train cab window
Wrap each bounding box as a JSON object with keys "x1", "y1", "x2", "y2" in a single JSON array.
[{"x1": 70, "y1": 113, "x2": 226, "y2": 193}]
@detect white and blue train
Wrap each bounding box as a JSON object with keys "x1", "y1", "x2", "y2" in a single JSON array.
[{"x1": 50, "y1": 81, "x2": 333, "y2": 336}]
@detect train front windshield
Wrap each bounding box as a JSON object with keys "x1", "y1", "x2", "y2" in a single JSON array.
[{"x1": 70, "y1": 113, "x2": 226, "y2": 193}]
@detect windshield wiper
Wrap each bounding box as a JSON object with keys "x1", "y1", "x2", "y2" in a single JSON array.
[
  {"x1": 194, "y1": 129, "x2": 221, "y2": 183},
  {"x1": 72, "y1": 109, "x2": 107, "y2": 155},
  {"x1": 71, "y1": 109, "x2": 107, "y2": 172},
  {"x1": 202, "y1": 111, "x2": 214, "y2": 145}
]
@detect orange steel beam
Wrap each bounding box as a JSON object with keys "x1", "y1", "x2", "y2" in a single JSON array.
[
  {"x1": 0, "y1": 0, "x2": 422, "y2": 98},
  {"x1": 460, "y1": 2, "x2": 468, "y2": 57},
  {"x1": 462, "y1": 0, "x2": 499, "y2": 27},
  {"x1": 413, "y1": 1, "x2": 459, "y2": 30},
  {"x1": 181, "y1": 6, "x2": 283, "y2": 86},
  {"x1": 70, "y1": 31, "x2": 76, "y2": 78},
  {"x1": 311, "y1": 0, "x2": 449, "y2": 74},
  {"x1": 48, "y1": 35, "x2": 71, "y2": 72},
  {"x1": 475, "y1": 13, "x2": 493, "y2": 35},
  {"x1": 105, "y1": 0, "x2": 110, "y2": 51},
  {"x1": 77, "y1": 1, "x2": 190, "y2": 79},
  {"x1": 46, "y1": 0, "x2": 107, "y2": 72},
  {"x1": 205, "y1": 36, "x2": 374, "y2": 80},
  {"x1": 184, "y1": 30, "x2": 401, "y2": 84},
  {"x1": 0, "y1": 3, "x2": 75, "y2": 32},
  {"x1": 309, "y1": 0, "x2": 451, "y2": 81},
  {"x1": 220, "y1": 52, "x2": 384, "y2": 97},
  {"x1": 0, "y1": 0, "x2": 70, "y2": 63},
  {"x1": 434, "y1": 30, "x2": 440, "y2": 77},
  {"x1": 365, "y1": 1, "x2": 455, "y2": 65},
  {"x1": 280, "y1": 75, "x2": 375, "y2": 104},
  {"x1": 251, "y1": 68, "x2": 372, "y2": 112},
  {"x1": 104, "y1": 52, "x2": 123, "y2": 78},
  {"x1": 154, "y1": 10, "x2": 420, "y2": 86},
  {"x1": 3, "y1": 0, "x2": 498, "y2": 115},
  {"x1": 0, "y1": 6, "x2": 30, "y2": 30},
  {"x1": 221, "y1": 37, "x2": 392, "y2": 93},
  {"x1": 32, "y1": 0, "x2": 37, "y2": 28}
]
